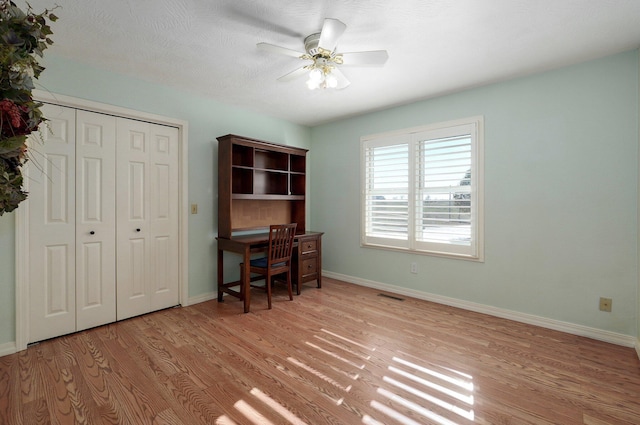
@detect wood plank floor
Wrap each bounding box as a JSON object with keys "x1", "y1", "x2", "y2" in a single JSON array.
[{"x1": 2, "y1": 277, "x2": 640, "y2": 425}]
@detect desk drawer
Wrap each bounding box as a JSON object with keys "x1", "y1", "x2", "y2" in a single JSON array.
[
  {"x1": 301, "y1": 258, "x2": 317, "y2": 277},
  {"x1": 300, "y1": 239, "x2": 317, "y2": 254}
]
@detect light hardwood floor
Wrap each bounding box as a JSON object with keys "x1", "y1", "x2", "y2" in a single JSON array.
[{"x1": 1, "y1": 278, "x2": 639, "y2": 424}]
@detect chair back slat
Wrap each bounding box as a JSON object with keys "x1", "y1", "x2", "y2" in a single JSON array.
[{"x1": 268, "y1": 223, "x2": 297, "y2": 265}]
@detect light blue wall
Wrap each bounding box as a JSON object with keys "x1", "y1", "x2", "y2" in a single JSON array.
[
  {"x1": 0, "y1": 55, "x2": 312, "y2": 345},
  {"x1": 311, "y1": 50, "x2": 639, "y2": 336}
]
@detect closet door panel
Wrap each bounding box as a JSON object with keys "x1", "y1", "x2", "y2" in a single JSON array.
[
  {"x1": 28, "y1": 104, "x2": 77, "y2": 343},
  {"x1": 116, "y1": 118, "x2": 151, "y2": 320},
  {"x1": 116, "y1": 119, "x2": 179, "y2": 319},
  {"x1": 75, "y1": 110, "x2": 117, "y2": 331},
  {"x1": 149, "y1": 124, "x2": 179, "y2": 310},
  {"x1": 128, "y1": 161, "x2": 146, "y2": 219}
]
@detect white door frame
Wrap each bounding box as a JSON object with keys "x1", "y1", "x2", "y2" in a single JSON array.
[{"x1": 15, "y1": 90, "x2": 190, "y2": 351}]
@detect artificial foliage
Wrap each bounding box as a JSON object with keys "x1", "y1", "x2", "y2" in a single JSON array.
[{"x1": 0, "y1": 0, "x2": 57, "y2": 215}]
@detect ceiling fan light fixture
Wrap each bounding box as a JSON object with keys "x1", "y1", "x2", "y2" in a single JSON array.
[
  {"x1": 306, "y1": 58, "x2": 340, "y2": 90},
  {"x1": 309, "y1": 67, "x2": 324, "y2": 83},
  {"x1": 258, "y1": 18, "x2": 387, "y2": 90},
  {"x1": 306, "y1": 69, "x2": 338, "y2": 90},
  {"x1": 306, "y1": 78, "x2": 321, "y2": 90}
]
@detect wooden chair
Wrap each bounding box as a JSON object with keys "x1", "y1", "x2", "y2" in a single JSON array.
[{"x1": 243, "y1": 223, "x2": 297, "y2": 309}]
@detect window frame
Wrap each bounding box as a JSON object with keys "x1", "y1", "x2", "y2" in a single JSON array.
[{"x1": 360, "y1": 116, "x2": 484, "y2": 261}]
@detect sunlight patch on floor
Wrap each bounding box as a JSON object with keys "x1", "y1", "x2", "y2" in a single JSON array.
[
  {"x1": 250, "y1": 388, "x2": 308, "y2": 425},
  {"x1": 387, "y1": 365, "x2": 474, "y2": 405},
  {"x1": 320, "y1": 328, "x2": 377, "y2": 351},
  {"x1": 234, "y1": 399, "x2": 275, "y2": 424},
  {"x1": 305, "y1": 341, "x2": 366, "y2": 369},
  {"x1": 215, "y1": 414, "x2": 238, "y2": 424},
  {"x1": 393, "y1": 356, "x2": 474, "y2": 392},
  {"x1": 313, "y1": 335, "x2": 372, "y2": 360},
  {"x1": 287, "y1": 356, "x2": 353, "y2": 393},
  {"x1": 366, "y1": 352, "x2": 475, "y2": 424},
  {"x1": 369, "y1": 400, "x2": 425, "y2": 425}
]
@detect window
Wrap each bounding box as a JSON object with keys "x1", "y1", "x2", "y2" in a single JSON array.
[{"x1": 361, "y1": 116, "x2": 484, "y2": 260}]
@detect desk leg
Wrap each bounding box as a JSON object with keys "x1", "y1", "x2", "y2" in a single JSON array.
[
  {"x1": 242, "y1": 246, "x2": 251, "y2": 313},
  {"x1": 317, "y1": 237, "x2": 322, "y2": 288},
  {"x1": 217, "y1": 248, "x2": 224, "y2": 302}
]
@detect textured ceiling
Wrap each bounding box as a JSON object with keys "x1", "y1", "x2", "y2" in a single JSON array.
[{"x1": 23, "y1": 0, "x2": 640, "y2": 126}]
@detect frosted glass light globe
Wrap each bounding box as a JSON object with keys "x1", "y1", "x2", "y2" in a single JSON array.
[
  {"x1": 309, "y1": 68, "x2": 324, "y2": 83},
  {"x1": 325, "y1": 73, "x2": 338, "y2": 88}
]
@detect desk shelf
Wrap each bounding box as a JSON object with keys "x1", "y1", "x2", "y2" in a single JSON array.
[{"x1": 218, "y1": 134, "x2": 308, "y2": 238}]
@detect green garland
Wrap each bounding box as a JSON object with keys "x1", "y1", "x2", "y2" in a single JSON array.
[{"x1": 0, "y1": 0, "x2": 57, "y2": 215}]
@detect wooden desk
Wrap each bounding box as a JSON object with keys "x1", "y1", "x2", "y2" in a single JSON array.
[{"x1": 217, "y1": 232, "x2": 323, "y2": 312}]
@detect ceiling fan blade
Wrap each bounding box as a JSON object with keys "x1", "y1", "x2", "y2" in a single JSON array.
[
  {"x1": 257, "y1": 42, "x2": 305, "y2": 58},
  {"x1": 318, "y1": 18, "x2": 346, "y2": 52},
  {"x1": 222, "y1": 5, "x2": 304, "y2": 38},
  {"x1": 331, "y1": 68, "x2": 351, "y2": 89},
  {"x1": 340, "y1": 50, "x2": 389, "y2": 66},
  {"x1": 277, "y1": 66, "x2": 308, "y2": 82}
]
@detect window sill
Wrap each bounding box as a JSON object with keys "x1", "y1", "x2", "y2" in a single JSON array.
[{"x1": 360, "y1": 242, "x2": 484, "y2": 262}]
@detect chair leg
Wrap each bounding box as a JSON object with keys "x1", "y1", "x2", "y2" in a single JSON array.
[
  {"x1": 287, "y1": 272, "x2": 293, "y2": 301},
  {"x1": 239, "y1": 265, "x2": 244, "y2": 300},
  {"x1": 266, "y1": 273, "x2": 273, "y2": 309}
]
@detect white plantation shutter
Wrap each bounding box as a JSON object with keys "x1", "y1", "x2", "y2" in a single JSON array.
[
  {"x1": 362, "y1": 137, "x2": 411, "y2": 248},
  {"x1": 415, "y1": 125, "x2": 476, "y2": 256},
  {"x1": 361, "y1": 117, "x2": 483, "y2": 260}
]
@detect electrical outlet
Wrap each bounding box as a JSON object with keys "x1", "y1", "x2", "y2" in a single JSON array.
[
  {"x1": 599, "y1": 297, "x2": 612, "y2": 312},
  {"x1": 410, "y1": 262, "x2": 418, "y2": 274},
  {"x1": 191, "y1": 203, "x2": 198, "y2": 214}
]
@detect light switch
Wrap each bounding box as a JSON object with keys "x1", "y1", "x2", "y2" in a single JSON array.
[{"x1": 191, "y1": 204, "x2": 198, "y2": 214}]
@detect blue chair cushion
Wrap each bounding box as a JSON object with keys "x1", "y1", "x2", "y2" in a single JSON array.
[{"x1": 250, "y1": 257, "x2": 285, "y2": 268}]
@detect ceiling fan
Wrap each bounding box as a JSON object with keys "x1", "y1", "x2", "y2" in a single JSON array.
[{"x1": 257, "y1": 18, "x2": 389, "y2": 90}]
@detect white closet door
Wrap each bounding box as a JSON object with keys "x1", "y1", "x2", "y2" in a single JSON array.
[
  {"x1": 28, "y1": 104, "x2": 77, "y2": 342},
  {"x1": 116, "y1": 118, "x2": 179, "y2": 320},
  {"x1": 148, "y1": 123, "x2": 180, "y2": 311},
  {"x1": 75, "y1": 110, "x2": 117, "y2": 331}
]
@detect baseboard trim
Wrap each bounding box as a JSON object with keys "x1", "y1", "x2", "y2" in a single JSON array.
[
  {"x1": 0, "y1": 341, "x2": 17, "y2": 358},
  {"x1": 323, "y1": 271, "x2": 637, "y2": 348},
  {"x1": 635, "y1": 339, "x2": 640, "y2": 360},
  {"x1": 187, "y1": 292, "x2": 217, "y2": 306}
]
